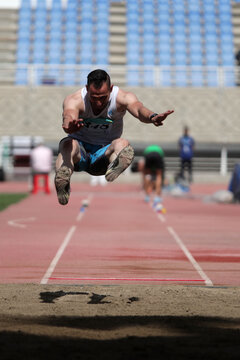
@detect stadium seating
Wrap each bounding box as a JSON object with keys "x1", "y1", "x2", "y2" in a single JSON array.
[{"x1": 15, "y1": 0, "x2": 237, "y2": 87}]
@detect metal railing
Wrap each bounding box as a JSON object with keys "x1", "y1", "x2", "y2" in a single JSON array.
[{"x1": 0, "y1": 64, "x2": 240, "y2": 87}]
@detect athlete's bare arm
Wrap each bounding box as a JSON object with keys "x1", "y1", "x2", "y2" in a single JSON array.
[
  {"x1": 62, "y1": 89, "x2": 85, "y2": 134},
  {"x1": 117, "y1": 89, "x2": 174, "y2": 127}
]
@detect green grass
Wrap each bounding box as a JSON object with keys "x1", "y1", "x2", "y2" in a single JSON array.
[{"x1": 0, "y1": 193, "x2": 29, "y2": 212}]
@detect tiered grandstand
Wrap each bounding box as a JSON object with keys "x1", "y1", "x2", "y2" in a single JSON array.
[{"x1": 0, "y1": 0, "x2": 239, "y2": 86}]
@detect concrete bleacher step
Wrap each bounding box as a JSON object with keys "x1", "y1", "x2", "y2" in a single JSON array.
[
  {"x1": 232, "y1": 2, "x2": 240, "y2": 49},
  {"x1": 0, "y1": 53, "x2": 16, "y2": 62},
  {"x1": 0, "y1": 8, "x2": 18, "y2": 83},
  {"x1": 109, "y1": 1, "x2": 127, "y2": 84}
]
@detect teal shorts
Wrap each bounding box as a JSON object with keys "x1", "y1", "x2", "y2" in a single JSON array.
[{"x1": 72, "y1": 139, "x2": 111, "y2": 176}]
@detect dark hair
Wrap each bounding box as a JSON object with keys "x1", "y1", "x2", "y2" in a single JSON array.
[{"x1": 87, "y1": 69, "x2": 111, "y2": 89}]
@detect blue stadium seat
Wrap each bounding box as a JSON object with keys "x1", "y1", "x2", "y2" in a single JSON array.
[
  {"x1": 32, "y1": 38, "x2": 45, "y2": 50},
  {"x1": 172, "y1": 0, "x2": 185, "y2": 10},
  {"x1": 159, "y1": 52, "x2": 172, "y2": 66},
  {"x1": 175, "y1": 69, "x2": 187, "y2": 87},
  {"x1": 204, "y1": 33, "x2": 218, "y2": 45},
  {"x1": 160, "y1": 68, "x2": 172, "y2": 87},
  {"x1": 63, "y1": 69, "x2": 76, "y2": 85},
  {"x1": 65, "y1": 51, "x2": 77, "y2": 65},
  {"x1": 158, "y1": 10, "x2": 169, "y2": 22},
  {"x1": 80, "y1": 51, "x2": 93, "y2": 65},
  {"x1": 158, "y1": 21, "x2": 170, "y2": 34},
  {"x1": 18, "y1": 27, "x2": 31, "y2": 40},
  {"x1": 218, "y1": 1, "x2": 231, "y2": 12},
  {"x1": 188, "y1": 0, "x2": 200, "y2": 11},
  {"x1": 127, "y1": 70, "x2": 139, "y2": 86},
  {"x1": 127, "y1": 54, "x2": 139, "y2": 66},
  {"x1": 224, "y1": 69, "x2": 236, "y2": 87},
  {"x1": 143, "y1": 69, "x2": 155, "y2": 87},
  {"x1": 143, "y1": 53, "x2": 155, "y2": 66},
  {"x1": 33, "y1": 28, "x2": 46, "y2": 42},
  {"x1": 16, "y1": 48, "x2": 29, "y2": 63},
  {"x1": 65, "y1": 39, "x2": 77, "y2": 51},
  {"x1": 65, "y1": 19, "x2": 78, "y2": 31},
  {"x1": 175, "y1": 53, "x2": 187, "y2": 66},
  {"x1": 189, "y1": 32, "x2": 201, "y2": 43},
  {"x1": 79, "y1": 68, "x2": 92, "y2": 85},
  {"x1": 32, "y1": 49, "x2": 45, "y2": 64},
  {"x1": 18, "y1": 8, "x2": 31, "y2": 22},
  {"x1": 190, "y1": 53, "x2": 203, "y2": 66},
  {"x1": 34, "y1": 16, "x2": 47, "y2": 29},
  {"x1": 128, "y1": 11, "x2": 139, "y2": 22},
  {"x1": 188, "y1": 11, "x2": 201, "y2": 23},
  {"x1": 81, "y1": 1, "x2": 94, "y2": 20},
  {"x1": 52, "y1": 0, "x2": 62, "y2": 10},
  {"x1": 127, "y1": 31, "x2": 139, "y2": 45},
  {"x1": 65, "y1": 7, "x2": 77, "y2": 20},
  {"x1": 127, "y1": 22, "x2": 139, "y2": 33},
  {"x1": 48, "y1": 53, "x2": 61, "y2": 65},
  {"x1": 221, "y1": 52, "x2": 235, "y2": 66},
  {"x1": 21, "y1": 0, "x2": 31, "y2": 9},
  {"x1": 67, "y1": 0, "x2": 77, "y2": 10},
  {"x1": 206, "y1": 68, "x2": 218, "y2": 87},
  {"x1": 202, "y1": 1, "x2": 215, "y2": 13},
  {"x1": 205, "y1": 43, "x2": 218, "y2": 53},
  {"x1": 191, "y1": 68, "x2": 203, "y2": 87},
  {"x1": 189, "y1": 41, "x2": 202, "y2": 53},
  {"x1": 15, "y1": 68, "x2": 28, "y2": 85},
  {"x1": 205, "y1": 52, "x2": 219, "y2": 66},
  {"x1": 45, "y1": 67, "x2": 60, "y2": 85}
]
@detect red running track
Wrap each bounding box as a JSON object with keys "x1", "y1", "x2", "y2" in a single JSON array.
[{"x1": 0, "y1": 181, "x2": 239, "y2": 286}]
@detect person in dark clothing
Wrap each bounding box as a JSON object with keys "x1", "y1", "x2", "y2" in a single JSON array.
[{"x1": 178, "y1": 126, "x2": 195, "y2": 183}]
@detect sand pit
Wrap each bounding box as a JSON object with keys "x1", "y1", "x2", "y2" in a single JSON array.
[{"x1": 0, "y1": 284, "x2": 239, "y2": 359}]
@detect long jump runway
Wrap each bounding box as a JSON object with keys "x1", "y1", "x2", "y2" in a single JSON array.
[{"x1": 0, "y1": 182, "x2": 239, "y2": 286}]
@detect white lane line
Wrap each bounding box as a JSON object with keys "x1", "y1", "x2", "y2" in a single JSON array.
[
  {"x1": 40, "y1": 194, "x2": 93, "y2": 284},
  {"x1": 40, "y1": 225, "x2": 77, "y2": 284},
  {"x1": 8, "y1": 217, "x2": 36, "y2": 229},
  {"x1": 157, "y1": 213, "x2": 166, "y2": 223},
  {"x1": 167, "y1": 226, "x2": 213, "y2": 286}
]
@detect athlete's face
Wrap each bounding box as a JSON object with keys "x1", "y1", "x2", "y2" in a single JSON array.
[{"x1": 87, "y1": 82, "x2": 112, "y2": 112}]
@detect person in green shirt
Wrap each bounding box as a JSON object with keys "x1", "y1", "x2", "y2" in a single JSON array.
[{"x1": 139, "y1": 144, "x2": 165, "y2": 204}]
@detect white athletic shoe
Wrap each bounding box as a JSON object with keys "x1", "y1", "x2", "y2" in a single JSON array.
[
  {"x1": 55, "y1": 166, "x2": 71, "y2": 205},
  {"x1": 105, "y1": 145, "x2": 134, "y2": 182}
]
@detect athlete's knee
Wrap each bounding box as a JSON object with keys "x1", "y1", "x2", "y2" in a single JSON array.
[
  {"x1": 115, "y1": 138, "x2": 130, "y2": 148},
  {"x1": 111, "y1": 138, "x2": 130, "y2": 152},
  {"x1": 58, "y1": 137, "x2": 78, "y2": 153}
]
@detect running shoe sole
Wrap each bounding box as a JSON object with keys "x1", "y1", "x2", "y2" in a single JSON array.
[
  {"x1": 105, "y1": 145, "x2": 134, "y2": 182},
  {"x1": 55, "y1": 166, "x2": 71, "y2": 205}
]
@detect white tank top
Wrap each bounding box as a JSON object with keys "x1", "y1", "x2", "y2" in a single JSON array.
[{"x1": 70, "y1": 86, "x2": 126, "y2": 146}]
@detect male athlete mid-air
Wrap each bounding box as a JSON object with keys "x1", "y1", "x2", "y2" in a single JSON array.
[{"x1": 55, "y1": 69, "x2": 174, "y2": 205}]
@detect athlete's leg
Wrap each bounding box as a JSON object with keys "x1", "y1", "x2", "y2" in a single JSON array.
[
  {"x1": 55, "y1": 137, "x2": 81, "y2": 205},
  {"x1": 105, "y1": 138, "x2": 134, "y2": 182},
  {"x1": 138, "y1": 158, "x2": 146, "y2": 191},
  {"x1": 55, "y1": 137, "x2": 81, "y2": 173},
  {"x1": 143, "y1": 172, "x2": 152, "y2": 202},
  {"x1": 180, "y1": 158, "x2": 185, "y2": 179},
  {"x1": 155, "y1": 169, "x2": 163, "y2": 197},
  {"x1": 105, "y1": 138, "x2": 130, "y2": 163},
  {"x1": 188, "y1": 159, "x2": 193, "y2": 182}
]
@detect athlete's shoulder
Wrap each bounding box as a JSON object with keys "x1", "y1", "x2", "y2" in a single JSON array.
[
  {"x1": 116, "y1": 87, "x2": 139, "y2": 106},
  {"x1": 63, "y1": 88, "x2": 84, "y2": 109}
]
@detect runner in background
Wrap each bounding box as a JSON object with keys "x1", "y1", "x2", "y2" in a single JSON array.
[{"x1": 138, "y1": 144, "x2": 165, "y2": 205}]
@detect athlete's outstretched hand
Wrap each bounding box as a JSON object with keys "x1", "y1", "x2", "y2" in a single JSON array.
[
  {"x1": 62, "y1": 118, "x2": 84, "y2": 134},
  {"x1": 151, "y1": 110, "x2": 174, "y2": 127}
]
